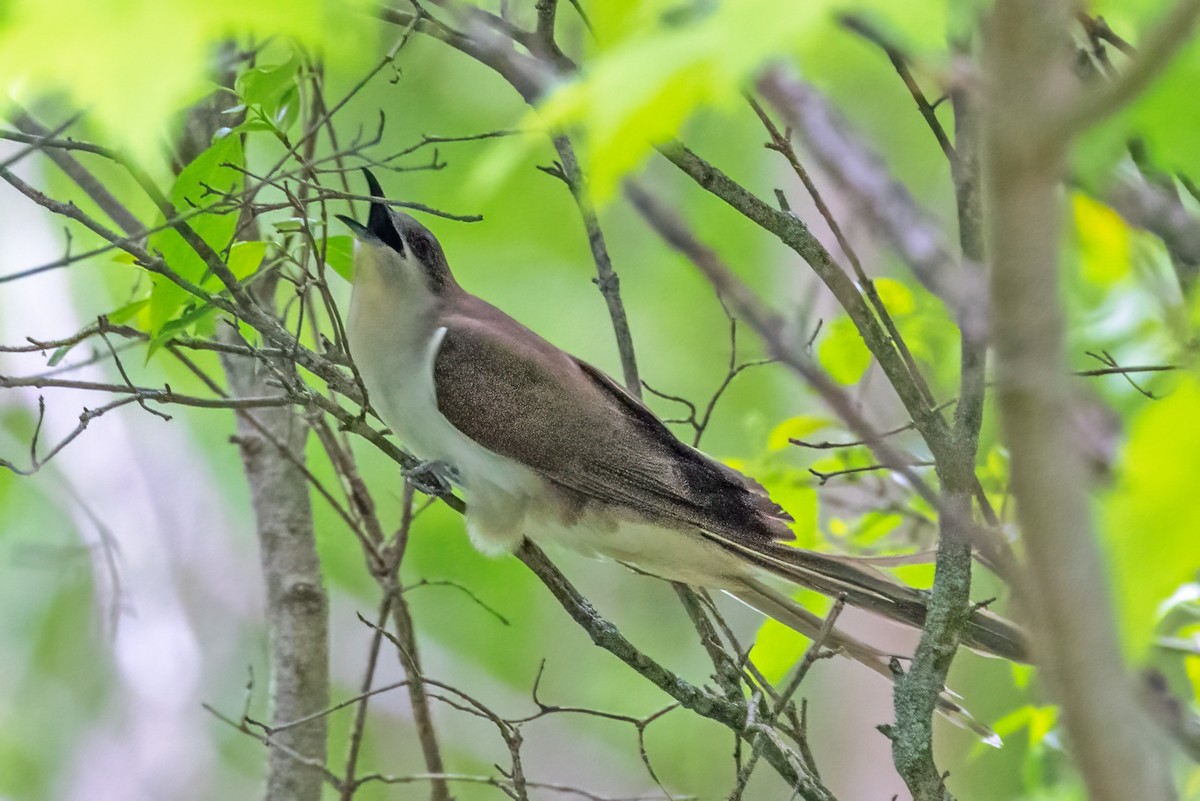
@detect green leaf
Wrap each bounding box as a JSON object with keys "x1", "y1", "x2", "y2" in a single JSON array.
[
  {"x1": 872, "y1": 277, "x2": 915, "y2": 315},
  {"x1": 106, "y1": 298, "x2": 150, "y2": 325},
  {"x1": 273, "y1": 217, "x2": 317, "y2": 233},
  {"x1": 989, "y1": 704, "x2": 1058, "y2": 750},
  {"x1": 324, "y1": 235, "x2": 354, "y2": 282},
  {"x1": 236, "y1": 52, "x2": 299, "y2": 108},
  {"x1": 46, "y1": 346, "x2": 72, "y2": 368},
  {"x1": 1103, "y1": 374, "x2": 1200, "y2": 658},
  {"x1": 766, "y1": 415, "x2": 829, "y2": 451},
  {"x1": 225, "y1": 240, "x2": 267, "y2": 282},
  {"x1": 817, "y1": 316, "x2": 871, "y2": 384},
  {"x1": 147, "y1": 303, "x2": 217, "y2": 358},
  {"x1": 748, "y1": 589, "x2": 830, "y2": 683},
  {"x1": 147, "y1": 134, "x2": 244, "y2": 334},
  {"x1": 849, "y1": 511, "x2": 902, "y2": 547},
  {"x1": 1072, "y1": 193, "x2": 1132, "y2": 286},
  {"x1": 1128, "y1": 37, "x2": 1200, "y2": 179},
  {"x1": 0, "y1": 1, "x2": 376, "y2": 158},
  {"x1": 273, "y1": 84, "x2": 301, "y2": 133}
]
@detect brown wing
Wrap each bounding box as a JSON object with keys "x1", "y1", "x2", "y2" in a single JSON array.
[{"x1": 432, "y1": 296, "x2": 793, "y2": 543}]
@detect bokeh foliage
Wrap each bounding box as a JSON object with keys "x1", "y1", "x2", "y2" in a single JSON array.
[{"x1": 1, "y1": 1, "x2": 1199, "y2": 799}]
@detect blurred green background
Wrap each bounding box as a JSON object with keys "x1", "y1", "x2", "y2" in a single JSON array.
[{"x1": 2, "y1": 1, "x2": 1199, "y2": 800}]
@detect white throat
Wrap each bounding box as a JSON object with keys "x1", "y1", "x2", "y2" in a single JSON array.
[{"x1": 346, "y1": 256, "x2": 546, "y2": 554}]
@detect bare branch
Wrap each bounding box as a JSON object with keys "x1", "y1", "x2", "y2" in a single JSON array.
[
  {"x1": 1059, "y1": 0, "x2": 1200, "y2": 136},
  {"x1": 551, "y1": 135, "x2": 642, "y2": 397},
  {"x1": 837, "y1": 14, "x2": 958, "y2": 169},
  {"x1": 756, "y1": 68, "x2": 987, "y2": 348},
  {"x1": 515, "y1": 541, "x2": 836, "y2": 801},
  {"x1": 984, "y1": 5, "x2": 1174, "y2": 799}
]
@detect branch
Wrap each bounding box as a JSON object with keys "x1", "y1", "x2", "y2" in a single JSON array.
[
  {"x1": 625, "y1": 181, "x2": 941, "y2": 508},
  {"x1": 886, "y1": 490, "x2": 973, "y2": 801},
  {"x1": 984, "y1": 5, "x2": 1175, "y2": 800},
  {"x1": 515, "y1": 541, "x2": 836, "y2": 801},
  {"x1": 550, "y1": 135, "x2": 642, "y2": 396},
  {"x1": 0, "y1": 374, "x2": 290, "y2": 409},
  {"x1": 837, "y1": 14, "x2": 958, "y2": 169},
  {"x1": 756, "y1": 68, "x2": 986, "y2": 349},
  {"x1": 1105, "y1": 168, "x2": 1200, "y2": 294},
  {"x1": 6, "y1": 111, "x2": 143, "y2": 237},
  {"x1": 1059, "y1": 0, "x2": 1200, "y2": 136},
  {"x1": 654, "y1": 142, "x2": 959, "y2": 464},
  {"x1": 625, "y1": 178, "x2": 1019, "y2": 600},
  {"x1": 946, "y1": 37, "x2": 989, "y2": 471},
  {"x1": 746, "y1": 94, "x2": 936, "y2": 409},
  {"x1": 380, "y1": 487, "x2": 452, "y2": 801}
]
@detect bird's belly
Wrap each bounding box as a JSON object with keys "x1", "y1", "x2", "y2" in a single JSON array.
[
  {"x1": 354, "y1": 332, "x2": 546, "y2": 554},
  {"x1": 527, "y1": 513, "x2": 749, "y2": 589}
]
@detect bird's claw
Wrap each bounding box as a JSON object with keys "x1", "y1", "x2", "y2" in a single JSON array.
[{"x1": 403, "y1": 460, "x2": 460, "y2": 496}]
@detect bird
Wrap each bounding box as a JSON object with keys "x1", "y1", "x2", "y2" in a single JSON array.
[{"x1": 337, "y1": 169, "x2": 1026, "y2": 736}]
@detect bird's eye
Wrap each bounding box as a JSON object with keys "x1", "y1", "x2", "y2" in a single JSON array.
[{"x1": 408, "y1": 232, "x2": 433, "y2": 264}]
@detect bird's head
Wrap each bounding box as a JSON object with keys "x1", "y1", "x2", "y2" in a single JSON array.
[{"x1": 336, "y1": 169, "x2": 456, "y2": 299}]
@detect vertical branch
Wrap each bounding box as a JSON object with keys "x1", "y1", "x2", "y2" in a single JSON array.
[
  {"x1": 890, "y1": 38, "x2": 990, "y2": 801},
  {"x1": 888, "y1": 490, "x2": 971, "y2": 801},
  {"x1": 535, "y1": 0, "x2": 561, "y2": 55},
  {"x1": 198, "y1": 46, "x2": 330, "y2": 801},
  {"x1": 984, "y1": 5, "x2": 1174, "y2": 801},
  {"x1": 551, "y1": 135, "x2": 642, "y2": 397},
  {"x1": 339, "y1": 596, "x2": 392, "y2": 801},
  {"x1": 223, "y1": 340, "x2": 331, "y2": 801},
  {"x1": 948, "y1": 43, "x2": 987, "y2": 457},
  {"x1": 383, "y1": 483, "x2": 452, "y2": 801}
]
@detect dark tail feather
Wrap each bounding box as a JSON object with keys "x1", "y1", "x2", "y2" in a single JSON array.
[
  {"x1": 732, "y1": 580, "x2": 1003, "y2": 747},
  {"x1": 699, "y1": 531, "x2": 1030, "y2": 663}
]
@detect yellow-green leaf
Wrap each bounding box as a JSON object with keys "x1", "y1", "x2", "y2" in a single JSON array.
[
  {"x1": 226, "y1": 241, "x2": 267, "y2": 281},
  {"x1": 0, "y1": 0, "x2": 374, "y2": 157},
  {"x1": 872, "y1": 277, "x2": 915, "y2": 315},
  {"x1": 1073, "y1": 193, "x2": 1131, "y2": 286},
  {"x1": 325, "y1": 235, "x2": 354, "y2": 282},
  {"x1": 766, "y1": 415, "x2": 829, "y2": 451},
  {"x1": 748, "y1": 589, "x2": 830, "y2": 683},
  {"x1": 818, "y1": 316, "x2": 871, "y2": 385},
  {"x1": 484, "y1": 0, "x2": 826, "y2": 201},
  {"x1": 1103, "y1": 374, "x2": 1200, "y2": 659}
]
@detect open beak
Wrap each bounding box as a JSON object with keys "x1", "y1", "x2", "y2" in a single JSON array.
[
  {"x1": 336, "y1": 169, "x2": 391, "y2": 241},
  {"x1": 335, "y1": 214, "x2": 372, "y2": 240}
]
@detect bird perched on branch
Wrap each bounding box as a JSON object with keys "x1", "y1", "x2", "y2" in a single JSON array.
[{"x1": 338, "y1": 169, "x2": 1026, "y2": 738}]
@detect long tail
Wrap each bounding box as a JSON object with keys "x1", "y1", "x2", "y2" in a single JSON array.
[
  {"x1": 732, "y1": 578, "x2": 1003, "y2": 746},
  {"x1": 697, "y1": 530, "x2": 1030, "y2": 662}
]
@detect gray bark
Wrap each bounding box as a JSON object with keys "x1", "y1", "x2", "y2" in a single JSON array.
[{"x1": 222, "y1": 340, "x2": 330, "y2": 801}]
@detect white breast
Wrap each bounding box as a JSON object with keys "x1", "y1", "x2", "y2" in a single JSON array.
[{"x1": 348, "y1": 285, "x2": 545, "y2": 554}]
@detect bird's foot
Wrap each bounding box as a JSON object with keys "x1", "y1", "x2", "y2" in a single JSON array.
[{"x1": 403, "y1": 460, "x2": 460, "y2": 496}]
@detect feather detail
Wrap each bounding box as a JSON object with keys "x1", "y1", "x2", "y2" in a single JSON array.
[
  {"x1": 732, "y1": 579, "x2": 1003, "y2": 747},
  {"x1": 698, "y1": 527, "x2": 1029, "y2": 663}
]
